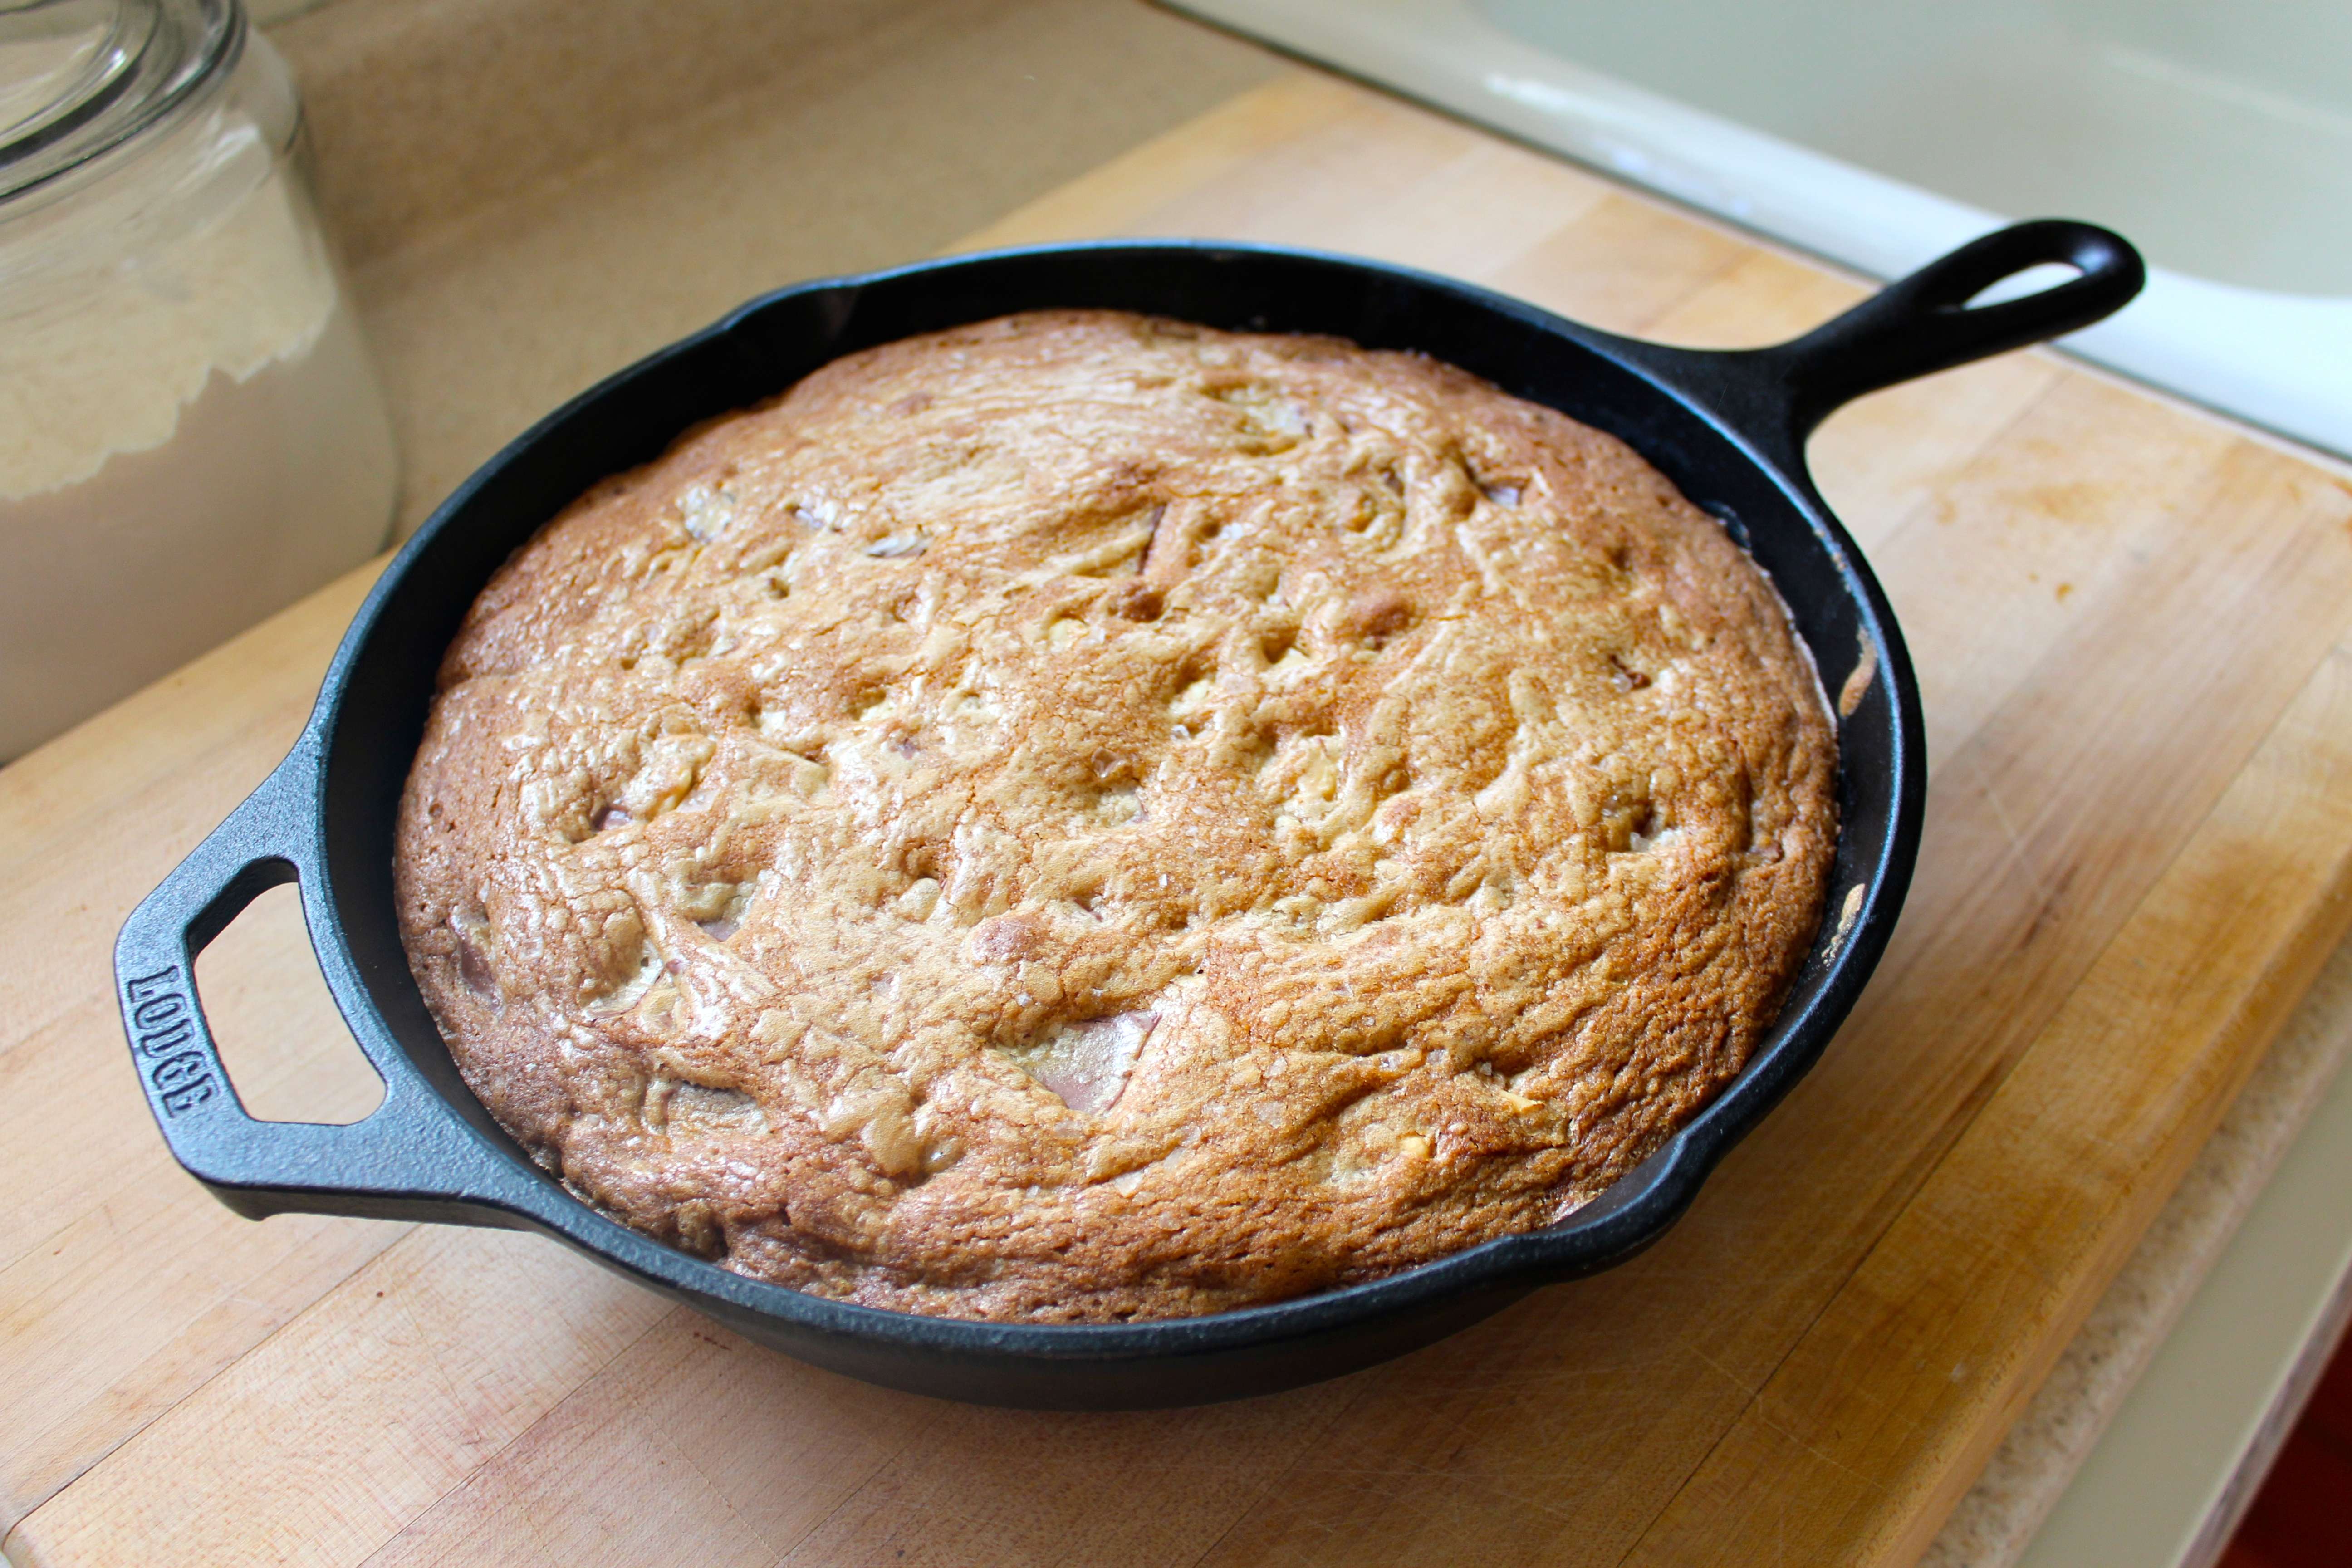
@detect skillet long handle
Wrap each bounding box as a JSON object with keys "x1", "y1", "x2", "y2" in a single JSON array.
[
  {"x1": 1612, "y1": 220, "x2": 2144, "y2": 456},
  {"x1": 1772, "y1": 219, "x2": 2144, "y2": 433},
  {"x1": 114, "y1": 758, "x2": 516, "y2": 1225}
]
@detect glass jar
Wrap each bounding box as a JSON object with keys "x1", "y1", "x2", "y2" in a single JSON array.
[{"x1": 0, "y1": 0, "x2": 397, "y2": 759}]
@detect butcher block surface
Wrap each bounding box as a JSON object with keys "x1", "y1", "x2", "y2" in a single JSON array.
[{"x1": 9, "y1": 71, "x2": 2352, "y2": 1568}]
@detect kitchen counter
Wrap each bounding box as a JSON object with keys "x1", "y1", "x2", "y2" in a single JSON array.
[{"x1": 5, "y1": 3, "x2": 2352, "y2": 1563}]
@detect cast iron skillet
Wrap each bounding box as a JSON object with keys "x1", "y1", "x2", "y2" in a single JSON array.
[{"x1": 116, "y1": 220, "x2": 2142, "y2": 1409}]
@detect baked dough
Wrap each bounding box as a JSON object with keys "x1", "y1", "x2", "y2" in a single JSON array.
[{"x1": 394, "y1": 310, "x2": 1837, "y2": 1321}]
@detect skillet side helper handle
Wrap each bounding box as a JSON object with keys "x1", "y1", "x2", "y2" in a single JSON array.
[
  {"x1": 115, "y1": 759, "x2": 514, "y2": 1225},
  {"x1": 1770, "y1": 219, "x2": 2144, "y2": 437}
]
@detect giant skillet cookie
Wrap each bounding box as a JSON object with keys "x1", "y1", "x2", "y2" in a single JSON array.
[{"x1": 394, "y1": 310, "x2": 1838, "y2": 1322}]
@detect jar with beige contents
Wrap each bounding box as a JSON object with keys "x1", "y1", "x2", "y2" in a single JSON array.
[{"x1": 0, "y1": 0, "x2": 396, "y2": 759}]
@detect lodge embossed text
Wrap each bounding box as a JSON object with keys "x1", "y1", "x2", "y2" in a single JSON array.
[{"x1": 124, "y1": 967, "x2": 218, "y2": 1115}]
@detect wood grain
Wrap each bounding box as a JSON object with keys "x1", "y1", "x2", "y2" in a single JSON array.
[{"x1": 9, "y1": 71, "x2": 2352, "y2": 1567}]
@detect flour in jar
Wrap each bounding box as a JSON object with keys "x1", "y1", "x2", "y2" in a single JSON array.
[{"x1": 0, "y1": 165, "x2": 397, "y2": 759}]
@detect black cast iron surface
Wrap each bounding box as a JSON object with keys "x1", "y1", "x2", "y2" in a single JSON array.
[{"x1": 117, "y1": 220, "x2": 2141, "y2": 1408}]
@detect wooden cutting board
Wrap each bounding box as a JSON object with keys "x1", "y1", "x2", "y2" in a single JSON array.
[{"x1": 8, "y1": 72, "x2": 2352, "y2": 1567}]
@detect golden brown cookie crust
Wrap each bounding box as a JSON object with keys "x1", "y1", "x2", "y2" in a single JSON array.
[{"x1": 394, "y1": 310, "x2": 1837, "y2": 1322}]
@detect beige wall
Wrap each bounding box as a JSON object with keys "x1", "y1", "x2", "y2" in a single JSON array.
[{"x1": 266, "y1": 0, "x2": 1279, "y2": 532}]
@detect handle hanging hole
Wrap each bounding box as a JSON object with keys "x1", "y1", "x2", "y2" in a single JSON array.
[
  {"x1": 1965, "y1": 261, "x2": 2087, "y2": 309},
  {"x1": 192, "y1": 883, "x2": 385, "y2": 1124}
]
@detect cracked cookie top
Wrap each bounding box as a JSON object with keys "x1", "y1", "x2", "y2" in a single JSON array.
[{"x1": 393, "y1": 309, "x2": 1838, "y2": 1321}]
